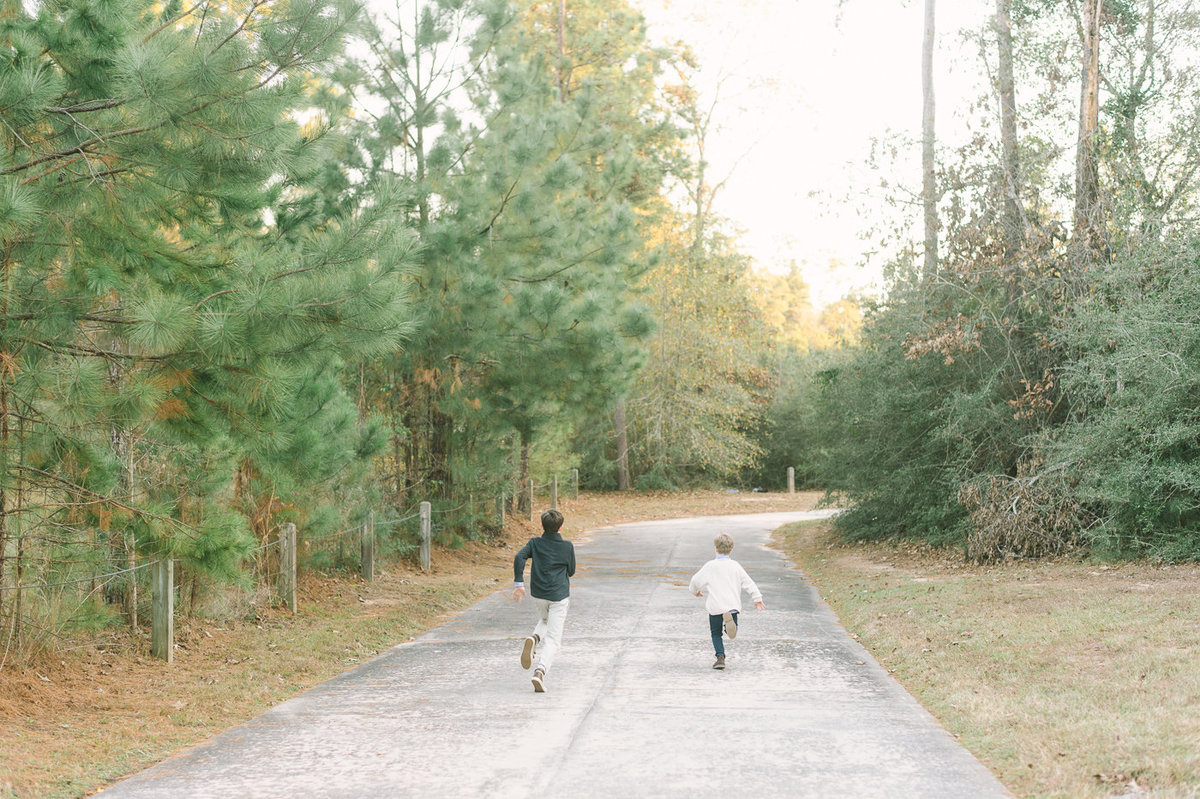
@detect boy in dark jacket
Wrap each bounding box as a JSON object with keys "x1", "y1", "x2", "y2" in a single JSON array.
[{"x1": 512, "y1": 509, "x2": 575, "y2": 693}]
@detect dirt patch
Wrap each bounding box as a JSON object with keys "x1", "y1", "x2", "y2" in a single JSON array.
[{"x1": 0, "y1": 489, "x2": 819, "y2": 798}]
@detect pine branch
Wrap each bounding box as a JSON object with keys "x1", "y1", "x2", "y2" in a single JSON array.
[
  {"x1": 77, "y1": 314, "x2": 132, "y2": 325},
  {"x1": 195, "y1": 289, "x2": 237, "y2": 309},
  {"x1": 142, "y1": 0, "x2": 210, "y2": 43},
  {"x1": 31, "y1": 339, "x2": 164, "y2": 361},
  {"x1": 479, "y1": 177, "x2": 522, "y2": 236},
  {"x1": 62, "y1": 167, "x2": 131, "y2": 186},
  {"x1": 504, "y1": 247, "x2": 607, "y2": 283},
  {"x1": 44, "y1": 99, "x2": 126, "y2": 114},
  {"x1": 211, "y1": 0, "x2": 269, "y2": 57},
  {"x1": 4, "y1": 126, "x2": 153, "y2": 177},
  {"x1": 14, "y1": 465, "x2": 200, "y2": 540}
]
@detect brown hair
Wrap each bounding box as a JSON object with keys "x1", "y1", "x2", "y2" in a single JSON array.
[
  {"x1": 541, "y1": 508, "x2": 564, "y2": 533},
  {"x1": 714, "y1": 533, "x2": 734, "y2": 554}
]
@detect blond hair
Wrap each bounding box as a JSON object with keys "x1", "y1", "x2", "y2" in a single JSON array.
[{"x1": 714, "y1": 533, "x2": 734, "y2": 554}]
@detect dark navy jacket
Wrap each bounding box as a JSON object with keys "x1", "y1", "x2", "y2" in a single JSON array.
[{"x1": 513, "y1": 532, "x2": 576, "y2": 602}]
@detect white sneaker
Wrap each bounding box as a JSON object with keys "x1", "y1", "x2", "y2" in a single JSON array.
[{"x1": 531, "y1": 668, "x2": 546, "y2": 693}]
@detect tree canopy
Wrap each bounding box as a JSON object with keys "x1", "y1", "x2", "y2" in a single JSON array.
[{"x1": 0, "y1": 0, "x2": 840, "y2": 650}]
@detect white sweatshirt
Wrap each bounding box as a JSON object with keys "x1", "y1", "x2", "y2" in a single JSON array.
[{"x1": 689, "y1": 555, "x2": 762, "y2": 616}]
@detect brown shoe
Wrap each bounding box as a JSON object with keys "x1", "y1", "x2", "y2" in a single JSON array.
[
  {"x1": 713, "y1": 655, "x2": 726, "y2": 670},
  {"x1": 722, "y1": 612, "x2": 737, "y2": 639},
  {"x1": 520, "y1": 636, "x2": 536, "y2": 670},
  {"x1": 531, "y1": 667, "x2": 546, "y2": 692}
]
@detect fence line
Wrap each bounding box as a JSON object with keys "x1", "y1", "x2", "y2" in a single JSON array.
[
  {"x1": 373, "y1": 510, "x2": 422, "y2": 529},
  {"x1": 0, "y1": 468, "x2": 586, "y2": 594},
  {"x1": 1, "y1": 465, "x2": 808, "y2": 664},
  {"x1": 0, "y1": 561, "x2": 153, "y2": 594},
  {"x1": 0, "y1": 528, "x2": 285, "y2": 594},
  {"x1": 301, "y1": 524, "x2": 367, "y2": 543},
  {"x1": 250, "y1": 531, "x2": 285, "y2": 553}
]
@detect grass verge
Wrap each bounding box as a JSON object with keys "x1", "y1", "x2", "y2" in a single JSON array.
[{"x1": 773, "y1": 519, "x2": 1200, "y2": 799}]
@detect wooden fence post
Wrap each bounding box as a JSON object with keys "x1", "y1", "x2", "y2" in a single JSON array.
[
  {"x1": 528, "y1": 479, "x2": 535, "y2": 521},
  {"x1": 151, "y1": 559, "x2": 174, "y2": 663},
  {"x1": 419, "y1": 501, "x2": 432, "y2": 572},
  {"x1": 279, "y1": 523, "x2": 297, "y2": 614},
  {"x1": 572, "y1": 468, "x2": 579, "y2": 499},
  {"x1": 361, "y1": 512, "x2": 375, "y2": 582},
  {"x1": 552, "y1": 476, "x2": 558, "y2": 510},
  {"x1": 787, "y1": 466, "x2": 795, "y2": 494}
]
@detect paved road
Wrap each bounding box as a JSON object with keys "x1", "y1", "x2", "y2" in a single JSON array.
[{"x1": 98, "y1": 511, "x2": 1012, "y2": 798}]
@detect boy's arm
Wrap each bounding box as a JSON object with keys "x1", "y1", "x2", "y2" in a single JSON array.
[
  {"x1": 739, "y1": 563, "x2": 764, "y2": 608},
  {"x1": 568, "y1": 543, "x2": 576, "y2": 577},
  {"x1": 688, "y1": 564, "x2": 707, "y2": 597},
  {"x1": 512, "y1": 540, "x2": 533, "y2": 600}
]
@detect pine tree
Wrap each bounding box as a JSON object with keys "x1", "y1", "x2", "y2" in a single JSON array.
[
  {"x1": 348, "y1": 0, "x2": 660, "y2": 522},
  {"x1": 0, "y1": 0, "x2": 414, "y2": 634},
  {"x1": 571, "y1": 46, "x2": 774, "y2": 489}
]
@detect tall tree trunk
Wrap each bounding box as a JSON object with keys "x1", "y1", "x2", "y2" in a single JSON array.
[
  {"x1": 922, "y1": 0, "x2": 938, "y2": 281},
  {"x1": 430, "y1": 406, "x2": 452, "y2": 499},
  {"x1": 392, "y1": 417, "x2": 405, "y2": 509},
  {"x1": 556, "y1": 0, "x2": 567, "y2": 102},
  {"x1": 402, "y1": 406, "x2": 417, "y2": 500},
  {"x1": 0, "y1": 371, "x2": 8, "y2": 625},
  {"x1": 1074, "y1": 0, "x2": 1102, "y2": 251},
  {"x1": 517, "y1": 430, "x2": 531, "y2": 515},
  {"x1": 123, "y1": 432, "x2": 137, "y2": 630},
  {"x1": 614, "y1": 400, "x2": 630, "y2": 491},
  {"x1": 413, "y1": 1, "x2": 429, "y2": 229},
  {"x1": 995, "y1": 0, "x2": 1025, "y2": 255},
  {"x1": 109, "y1": 360, "x2": 137, "y2": 630},
  {"x1": 0, "y1": 244, "x2": 11, "y2": 620},
  {"x1": 10, "y1": 414, "x2": 21, "y2": 637},
  {"x1": 691, "y1": 125, "x2": 708, "y2": 263}
]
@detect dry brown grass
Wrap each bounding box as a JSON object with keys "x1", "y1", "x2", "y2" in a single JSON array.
[
  {"x1": 0, "y1": 489, "x2": 819, "y2": 799},
  {"x1": 774, "y1": 520, "x2": 1200, "y2": 799}
]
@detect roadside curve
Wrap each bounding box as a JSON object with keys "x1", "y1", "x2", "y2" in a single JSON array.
[{"x1": 96, "y1": 510, "x2": 1011, "y2": 799}]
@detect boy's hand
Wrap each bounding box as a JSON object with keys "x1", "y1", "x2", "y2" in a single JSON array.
[
  {"x1": 694, "y1": 591, "x2": 704, "y2": 598},
  {"x1": 512, "y1": 585, "x2": 525, "y2": 602},
  {"x1": 754, "y1": 601, "x2": 765, "y2": 611}
]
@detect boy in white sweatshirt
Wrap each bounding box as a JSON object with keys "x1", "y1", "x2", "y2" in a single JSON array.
[{"x1": 689, "y1": 533, "x2": 764, "y2": 670}]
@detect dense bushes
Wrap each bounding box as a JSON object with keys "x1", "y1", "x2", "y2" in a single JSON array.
[
  {"x1": 1053, "y1": 243, "x2": 1200, "y2": 559},
  {"x1": 802, "y1": 237, "x2": 1200, "y2": 561}
]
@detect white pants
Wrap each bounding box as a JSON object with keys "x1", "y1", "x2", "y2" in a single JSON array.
[{"x1": 532, "y1": 597, "x2": 569, "y2": 672}]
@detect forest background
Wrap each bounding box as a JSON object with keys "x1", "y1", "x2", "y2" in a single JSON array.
[
  {"x1": 0, "y1": 0, "x2": 854, "y2": 659},
  {"x1": 3, "y1": 0, "x2": 1200, "y2": 673}
]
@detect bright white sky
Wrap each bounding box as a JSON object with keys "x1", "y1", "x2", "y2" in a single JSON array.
[{"x1": 633, "y1": 0, "x2": 995, "y2": 307}]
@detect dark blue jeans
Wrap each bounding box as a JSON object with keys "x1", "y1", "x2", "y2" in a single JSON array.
[{"x1": 708, "y1": 610, "x2": 738, "y2": 657}]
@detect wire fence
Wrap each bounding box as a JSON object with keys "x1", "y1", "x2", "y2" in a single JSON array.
[
  {"x1": 302, "y1": 522, "x2": 369, "y2": 543},
  {"x1": 0, "y1": 465, "x2": 811, "y2": 666},
  {"x1": 374, "y1": 508, "x2": 422, "y2": 529},
  {"x1": 0, "y1": 470, "x2": 589, "y2": 661},
  {"x1": 0, "y1": 561, "x2": 153, "y2": 594},
  {"x1": 0, "y1": 526, "x2": 292, "y2": 596}
]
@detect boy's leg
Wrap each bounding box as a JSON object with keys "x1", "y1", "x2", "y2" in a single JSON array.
[
  {"x1": 532, "y1": 597, "x2": 551, "y2": 642},
  {"x1": 723, "y1": 610, "x2": 739, "y2": 639},
  {"x1": 708, "y1": 614, "x2": 725, "y2": 657},
  {"x1": 520, "y1": 635, "x2": 537, "y2": 670},
  {"x1": 534, "y1": 598, "x2": 570, "y2": 673},
  {"x1": 521, "y1": 598, "x2": 551, "y2": 669}
]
